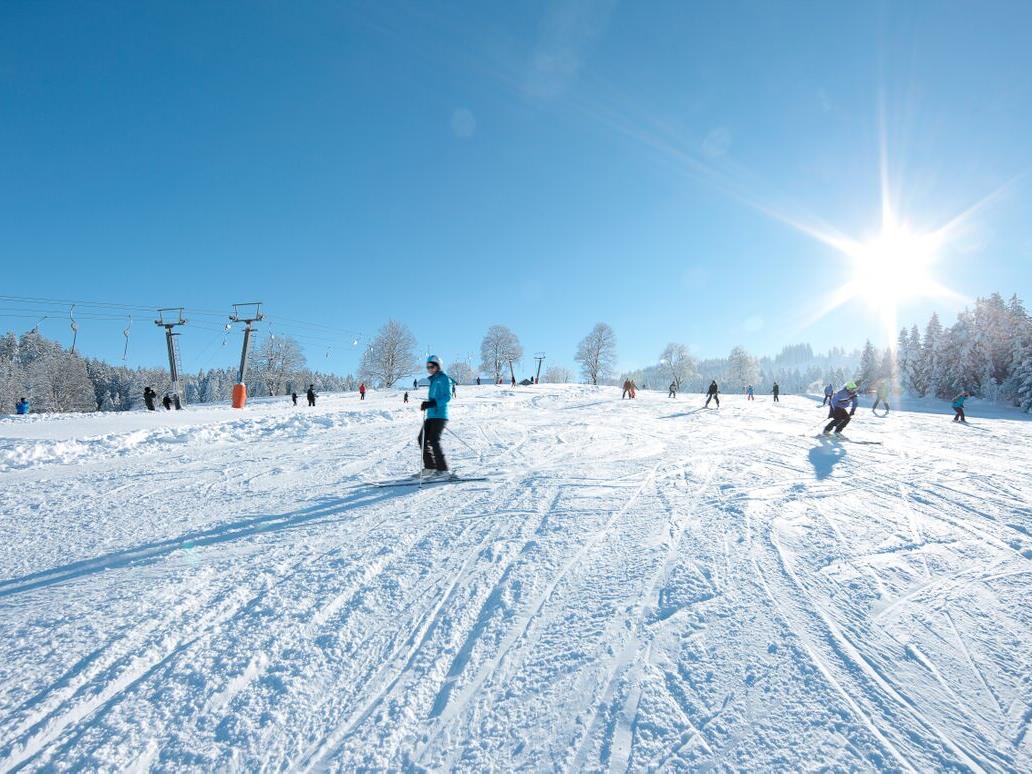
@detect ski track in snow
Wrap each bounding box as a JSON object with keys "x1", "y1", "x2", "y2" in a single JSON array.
[{"x1": 1, "y1": 386, "x2": 1030, "y2": 771}]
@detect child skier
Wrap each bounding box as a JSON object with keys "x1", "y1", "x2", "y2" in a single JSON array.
[
  {"x1": 419, "y1": 355, "x2": 452, "y2": 478},
  {"x1": 823, "y1": 381, "x2": 859, "y2": 435},
  {"x1": 952, "y1": 391, "x2": 970, "y2": 423},
  {"x1": 705, "y1": 380, "x2": 720, "y2": 408}
]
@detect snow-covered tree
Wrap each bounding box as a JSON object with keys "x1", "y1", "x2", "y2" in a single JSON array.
[
  {"x1": 658, "y1": 342, "x2": 697, "y2": 390},
  {"x1": 919, "y1": 313, "x2": 946, "y2": 398},
  {"x1": 725, "y1": 346, "x2": 759, "y2": 390},
  {"x1": 359, "y1": 320, "x2": 419, "y2": 388},
  {"x1": 447, "y1": 361, "x2": 476, "y2": 385},
  {"x1": 253, "y1": 335, "x2": 306, "y2": 396},
  {"x1": 479, "y1": 325, "x2": 523, "y2": 383},
  {"x1": 542, "y1": 365, "x2": 572, "y2": 384},
  {"x1": 575, "y1": 323, "x2": 617, "y2": 385}
]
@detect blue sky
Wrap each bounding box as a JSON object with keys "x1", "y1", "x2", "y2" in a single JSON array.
[{"x1": 2, "y1": 1, "x2": 1030, "y2": 376}]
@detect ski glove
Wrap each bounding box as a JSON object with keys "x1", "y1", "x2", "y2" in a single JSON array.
[{"x1": 420, "y1": 400, "x2": 436, "y2": 411}]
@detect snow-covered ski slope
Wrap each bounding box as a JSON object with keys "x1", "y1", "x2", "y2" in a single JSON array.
[{"x1": 1, "y1": 385, "x2": 1030, "y2": 772}]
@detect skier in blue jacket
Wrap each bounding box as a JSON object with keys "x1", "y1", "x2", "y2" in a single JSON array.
[
  {"x1": 419, "y1": 355, "x2": 452, "y2": 477},
  {"x1": 951, "y1": 391, "x2": 970, "y2": 423},
  {"x1": 823, "y1": 381, "x2": 859, "y2": 435},
  {"x1": 15, "y1": 397, "x2": 29, "y2": 415}
]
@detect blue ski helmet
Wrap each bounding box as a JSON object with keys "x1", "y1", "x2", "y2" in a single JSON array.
[{"x1": 426, "y1": 354, "x2": 442, "y2": 367}]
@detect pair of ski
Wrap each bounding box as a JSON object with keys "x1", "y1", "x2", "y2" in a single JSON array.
[
  {"x1": 369, "y1": 473, "x2": 491, "y2": 489},
  {"x1": 813, "y1": 433, "x2": 882, "y2": 445}
]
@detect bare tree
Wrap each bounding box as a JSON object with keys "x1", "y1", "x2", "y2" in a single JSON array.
[
  {"x1": 448, "y1": 361, "x2": 476, "y2": 385},
  {"x1": 479, "y1": 325, "x2": 523, "y2": 382},
  {"x1": 253, "y1": 335, "x2": 306, "y2": 396},
  {"x1": 542, "y1": 365, "x2": 572, "y2": 384},
  {"x1": 359, "y1": 320, "x2": 419, "y2": 388},
  {"x1": 659, "y1": 342, "x2": 697, "y2": 390},
  {"x1": 575, "y1": 323, "x2": 617, "y2": 385}
]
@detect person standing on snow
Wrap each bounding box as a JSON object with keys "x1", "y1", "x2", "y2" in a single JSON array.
[
  {"x1": 704, "y1": 380, "x2": 720, "y2": 408},
  {"x1": 629, "y1": 379, "x2": 638, "y2": 398},
  {"x1": 746, "y1": 385, "x2": 754, "y2": 401},
  {"x1": 952, "y1": 391, "x2": 970, "y2": 423},
  {"x1": 476, "y1": 376, "x2": 481, "y2": 386},
  {"x1": 143, "y1": 386, "x2": 157, "y2": 411},
  {"x1": 872, "y1": 381, "x2": 890, "y2": 414},
  {"x1": 15, "y1": 397, "x2": 29, "y2": 415},
  {"x1": 306, "y1": 384, "x2": 316, "y2": 407},
  {"x1": 419, "y1": 355, "x2": 452, "y2": 478},
  {"x1": 413, "y1": 378, "x2": 418, "y2": 390},
  {"x1": 162, "y1": 393, "x2": 173, "y2": 411},
  {"x1": 823, "y1": 381, "x2": 859, "y2": 435},
  {"x1": 403, "y1": 391, "x2": 409, "y2": 404},
  {"x1": 668, "y1": 381, "x2": 677, "y2": 398},
  {"x1": 359, "y1": 383, "x2": 366, "y2": 401},
  {"x1": 772, "y1": 382, "x2": 780, "y2": 403},
  {"x1": 821, "y1": 383, "x2": 834, "y2": 407},
  {"x1": 291, "y1": 391, "x2": 298, "y2": 406}
]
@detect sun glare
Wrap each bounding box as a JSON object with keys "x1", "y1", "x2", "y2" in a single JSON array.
[{"x1": 848, "y1": 223, "x2": 942, "y2": 310}]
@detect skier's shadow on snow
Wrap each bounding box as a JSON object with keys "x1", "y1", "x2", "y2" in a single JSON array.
[
  {"x1": 0, "y1": 487, "x2": 401, "y2": 599},
  {"x1": 809, "y1": 437, "x2": 846, "y2": 480},
  {"x1": 659, "y1": 408, "x2": 708, "y2": 419}
]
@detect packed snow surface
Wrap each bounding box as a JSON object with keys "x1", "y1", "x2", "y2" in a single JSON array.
[{"x1": 1, "y1": 385, "x2": 1030, "y2": 771}]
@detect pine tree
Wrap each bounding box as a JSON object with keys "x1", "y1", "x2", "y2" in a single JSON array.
[
  {"x1": 920, "y1": 313, "x2": 945, "y2": 398},
  {"x1": 856, "y1": 340, "x2": 879, "y2": 388}
]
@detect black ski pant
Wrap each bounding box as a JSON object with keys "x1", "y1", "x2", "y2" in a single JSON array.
[
  {"x1": 308, "y1": 396, "x2": 315, "y2": 406},
  {"x1": 821, "y1": 395, "x2": 831, "y2": 406},
  {"x1": 872, "y1": 398, "x2": 889, "y2": 413},
  {"x1": 419, "y1": 418, "x2": 448, "y2": 471},
  {"x1": 953, "y1": 407, "x2": 965, "y2": 422},
  {"x1": 668, "y1": 389, "x2": 676, "y2": 398},
  {"x1": 824, "y1": 407, "x2": 852, "y2": 434},
  {"x1": 773, "y1": 394, "x2": 779, "y2": 402},
  {"x1": 704, "y1": 393, "x2": 719, "y2": 408}
]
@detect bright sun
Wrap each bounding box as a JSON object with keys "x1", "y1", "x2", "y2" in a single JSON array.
[{"x1": 847, "y1": 223, "x2": 944, "y2": 311}]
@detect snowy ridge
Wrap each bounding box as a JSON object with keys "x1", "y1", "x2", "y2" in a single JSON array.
[
  {"x1": 1, "y1": 385, "x2": 1030, "y2": 770},
  {"x1": 0, "y1": 403, "x2": 395, "y2": 472}
]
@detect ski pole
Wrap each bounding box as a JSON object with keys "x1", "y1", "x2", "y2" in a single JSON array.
[
  {"x1": 419, "y1": 410, "x2": 426, "y2": 487},
  {"x1": 445, "y1": 426, "x2": 481, "y2": 461}
]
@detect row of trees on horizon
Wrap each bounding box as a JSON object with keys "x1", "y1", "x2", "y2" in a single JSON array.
[{"x1": 3, "y1": 292, "x2": 1031, "y2": 414}]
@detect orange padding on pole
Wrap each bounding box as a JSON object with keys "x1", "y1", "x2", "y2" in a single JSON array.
[{"x1": 231, "y1": 383, "x2": 248, "y2": 408}]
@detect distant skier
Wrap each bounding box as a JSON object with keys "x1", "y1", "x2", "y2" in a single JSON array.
[
  {"x1": 668, "y1": 381, "x2": 677, "y2": 398},
  {"x1": 823, "y1": 381, "x2": 859, "y2": 435},
  {"x1": 162, "y1": 393, "x2": 172, "y2": 411},
  {"x1": 306, "y1": 384, "x2": 316, "y2": 407},
  {"x1": 476, "y1": 376, "x2": 481, "y2": 386},
  {"x1": 143, "y1": 386, "x2": 157, "y2": 411},
  {"x1": 291, "y1": 391, "x2": 298, "y2": 406},
  {"x1": 704, "y1": 380, "x2": 720, "y2": 408},
  {"x1": 451, "y1": 380, "x2": 457, "y2": 398},
  {"x1": 359, "y1": 383, "x2": 366, "y2": 401},
  {"x1": 872, "y1": 382, "x2": 890, "y2": 414},
  {"x1": 821, "y1": 383, "x2": 834, "y2": 407},
  {"x1": 746, "y1": 385, "x2": 754, "y2": 401},
  {"x1": 511, "y1": 375, "x2": 516, "y2": 387},
  {"x1": 403, "y1": 391, "x2": 409, "y2": 404},
  {"x1": 419, "y1": 355, "x2": 452, "y2": 478},
  {"x1": 772, "y1": 382, "x2": 780, "y2": 403},
  {"x1": 622, "y1": 379, "x2": 632, "y2": 399},
  {"x1": 629, "y1": 380, "x2": 638, "y2": 398},
  {"x1": 952, "y1": 391, "x2": 970, "y2": 423},
  {"x1": 413, "y1": 378, "x2": 418, "y2": 390},
  {"x1": 15, "y1": 397, "x2": 29, "y2": 415}
]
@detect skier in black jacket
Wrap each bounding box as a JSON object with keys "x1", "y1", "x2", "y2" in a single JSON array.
[
  {"x1": 772, "y1": 382, "x2": 780, "y2": 403},
  {"x1": 704, "y1": 380, "x2": 720, "y2": 408}
]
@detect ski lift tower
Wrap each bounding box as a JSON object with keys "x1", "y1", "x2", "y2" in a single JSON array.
[
  {"x1": 154, "y1": 308, "x2": 188, "y2": 406},
  {"x1": 534, "y1": 352, "x2": 546, "y2": 384},
  {"x1": 229, "y1": 302, "x2": 264, "y2": 408}
]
